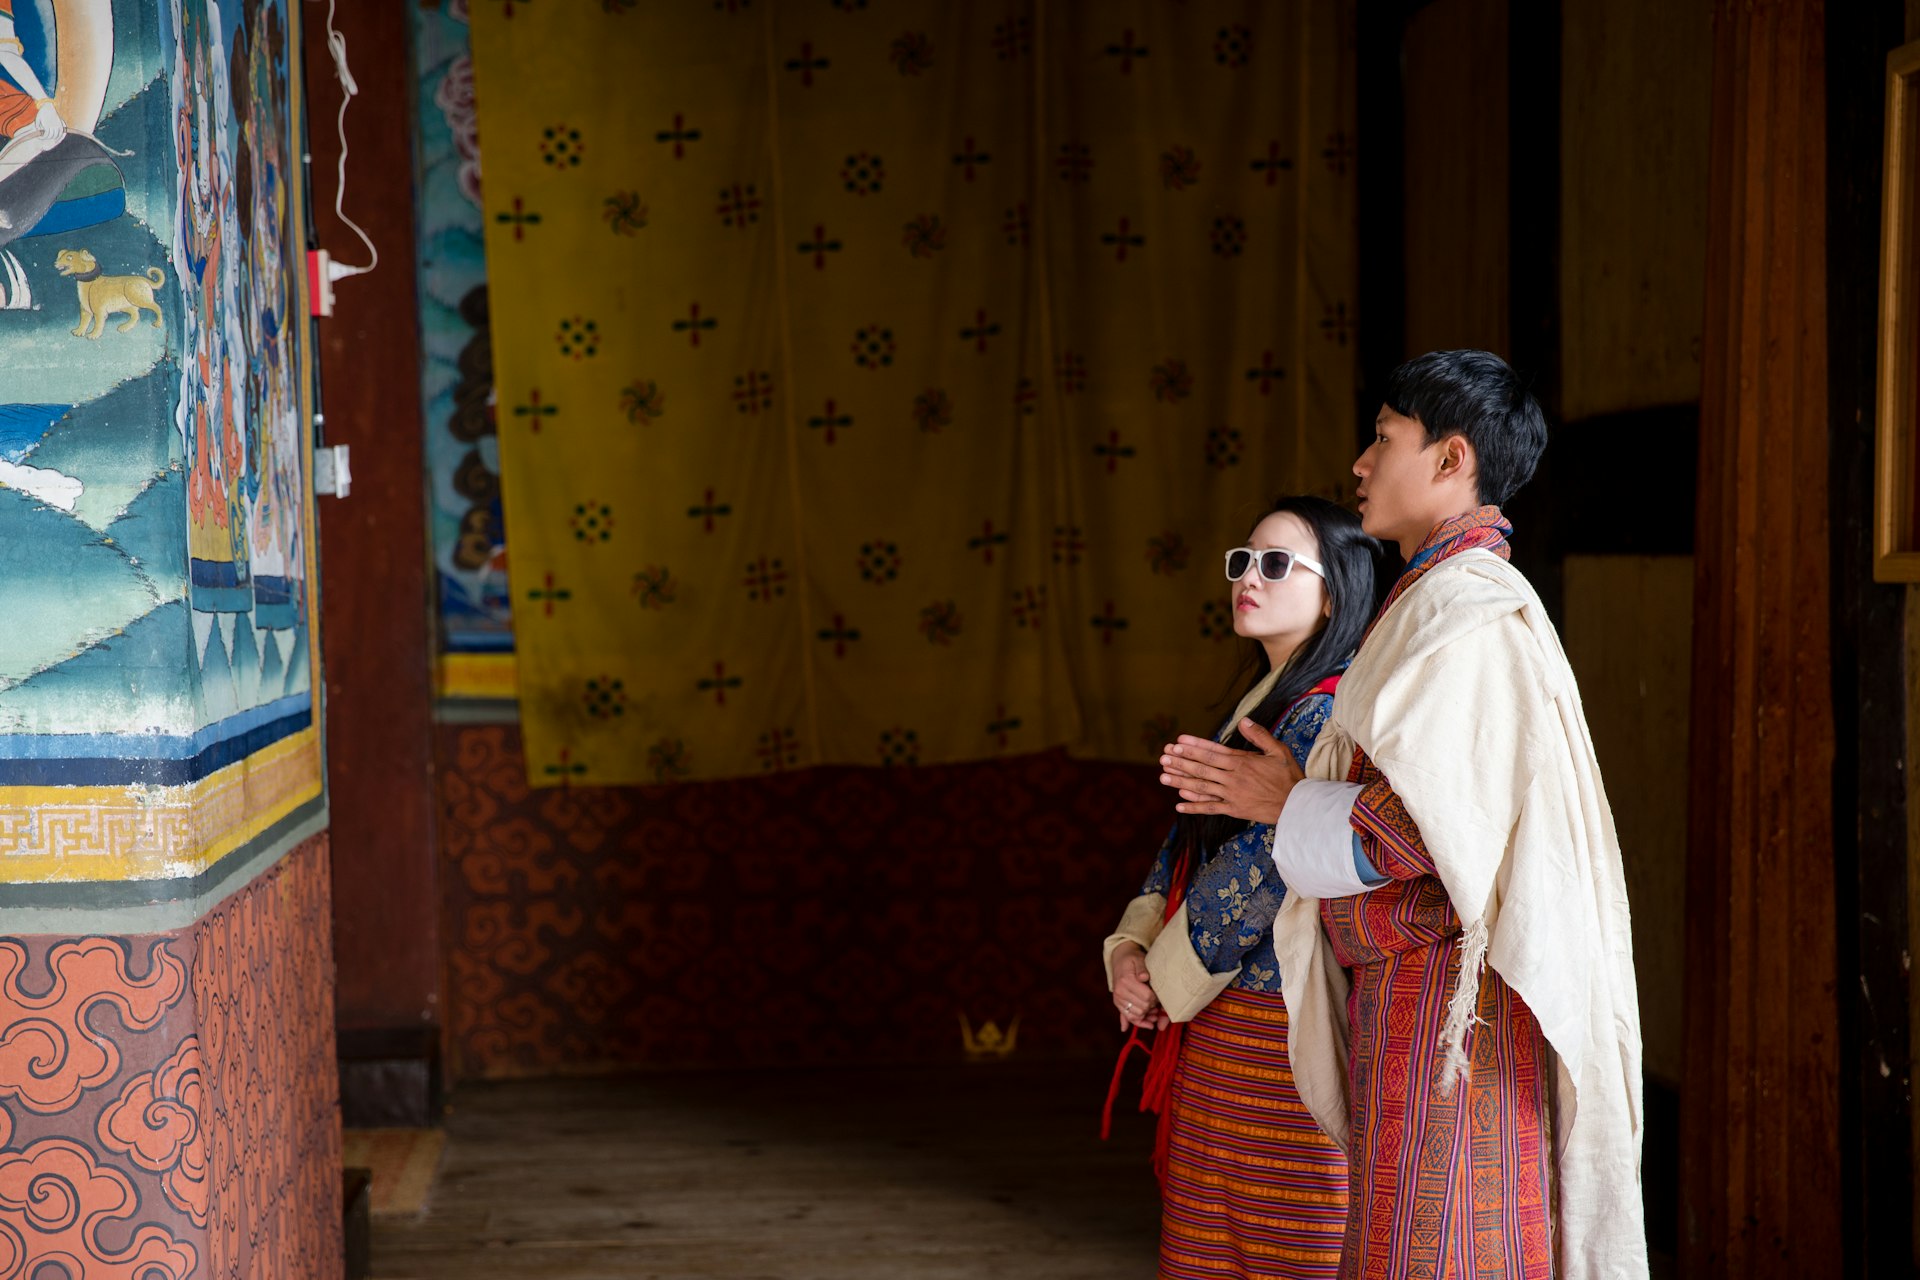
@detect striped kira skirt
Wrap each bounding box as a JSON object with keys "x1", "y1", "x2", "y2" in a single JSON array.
[{"x1": 1158, "y1": 988, "x2": 1349, "y2": 1280}]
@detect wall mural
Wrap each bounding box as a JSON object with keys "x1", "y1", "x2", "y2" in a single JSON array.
[
  {"x1": 0, "y1": 2, "x2": 336, "y2": 1266},
  {"x1": 0, "y1": 0, "x2": 321, "y2": 895},
  {"x1": 0, "y1": 0, "x2": 315, "y2": 806},
  {"x1": 0, "y1": 0, "x2": 181, "y2": 743},
  {"x1": 412, "y1": 0, "x2": 513, "y2": 686}
]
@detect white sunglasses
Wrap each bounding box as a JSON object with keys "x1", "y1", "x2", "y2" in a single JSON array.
[{"x1": 1223, "y1": 546, "x2": 1326, "y2": 583}]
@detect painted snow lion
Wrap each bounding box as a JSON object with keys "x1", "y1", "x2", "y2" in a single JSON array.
[{"x1": 55, "y1": 247, "x2": 163, "y2": 338}]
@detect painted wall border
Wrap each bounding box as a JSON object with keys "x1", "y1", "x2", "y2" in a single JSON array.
[
  {"x1": 0, "y1": 787, "x2": 326, "y2": 931},
  {"x1": 0, "y1": 725, "x2": 322, "y2": 884}
]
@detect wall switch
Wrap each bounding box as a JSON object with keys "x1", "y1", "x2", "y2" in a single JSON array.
[
  {"x1": 308, "y1": 249, "x2": 335, "y2": 317},
  {"x1": 315, "y1": 444, "x2": 352, "y2": 498}
]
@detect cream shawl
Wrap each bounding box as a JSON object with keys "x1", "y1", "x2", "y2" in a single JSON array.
[{"x1": 1273, "y1": 547, "x2": 1648, "y2": 1280}]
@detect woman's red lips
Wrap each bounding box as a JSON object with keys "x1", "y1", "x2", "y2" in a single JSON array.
[{"x1": 1236, "y1": 593, "x2": 1257, "y2": 611}]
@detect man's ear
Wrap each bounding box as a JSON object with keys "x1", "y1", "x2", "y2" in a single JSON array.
[{"x1": 1436, "y1": 434, "x2": 1474, "y2": 483}]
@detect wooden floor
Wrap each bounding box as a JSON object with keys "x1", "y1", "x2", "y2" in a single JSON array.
[
  {"x1": 370, "y1": 1060, "x2": 1162, "y2": 1279},
  {"x1": 371, "y1": 1061, "x2": 1680, "y2": 1279}
]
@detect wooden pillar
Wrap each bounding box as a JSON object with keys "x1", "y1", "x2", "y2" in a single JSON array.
[
  {"x1": 302, "y1": 0, "x2": 441, "y2": 1119},
  {"x1": 1683, "y1": 1, "x2": 1841, "y2": 1273}
]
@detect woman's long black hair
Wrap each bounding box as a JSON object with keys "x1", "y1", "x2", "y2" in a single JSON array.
[{"x1": 1172, "y1": 495, "x2": 1380, "y2": 865}]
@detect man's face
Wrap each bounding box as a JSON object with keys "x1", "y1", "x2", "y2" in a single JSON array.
[{"x1": 1352, "y1": 408, "x2": 1440, "y2": 546}]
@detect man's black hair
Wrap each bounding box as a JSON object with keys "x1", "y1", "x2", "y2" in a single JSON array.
[{"x1": 1383, "y1": 349, "x2": 1547, "y2": 507}]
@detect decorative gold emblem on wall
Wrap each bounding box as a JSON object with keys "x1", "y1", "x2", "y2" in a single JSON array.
[{"x1": 958, "y1": 1013, "x2": 1018, "y2": 1061}]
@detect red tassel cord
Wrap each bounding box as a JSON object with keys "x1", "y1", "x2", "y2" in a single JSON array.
[{"x1": 1100, "y1": 848, "x2": 1190, "y2": 1187}]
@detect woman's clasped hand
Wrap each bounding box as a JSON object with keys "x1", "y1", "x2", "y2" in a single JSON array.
[{"x1": 1108, "y1": 941, "x2": 1170, "y2": 1031}]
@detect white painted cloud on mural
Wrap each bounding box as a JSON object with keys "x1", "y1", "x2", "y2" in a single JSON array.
[{"x1": 0, "y1": 458, "x2": 82, "y2": 511}]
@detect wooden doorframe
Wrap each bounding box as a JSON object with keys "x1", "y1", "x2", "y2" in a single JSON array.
[{"x1": 1827, "y1": 3, "x2": 1916, "y2": 1272}]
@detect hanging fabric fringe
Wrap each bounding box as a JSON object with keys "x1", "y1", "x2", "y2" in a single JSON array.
[{"x1": 1437, "y1": 912, "x2": 1489, "y2": 1095}]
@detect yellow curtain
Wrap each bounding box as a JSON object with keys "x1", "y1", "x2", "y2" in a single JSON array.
[{"x1": 470, "y1": 1, "x2": 1356, "y2": 787}]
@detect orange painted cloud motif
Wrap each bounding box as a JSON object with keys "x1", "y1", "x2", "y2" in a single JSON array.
[
  {"x1": 0, "y1": 940, "x2": 188, "y2": 1113},
  {"x1": 0, "y1": 1138, "x2": 197, "y2": 1279},
  {"x1": 97, "y1": 1036, "x2": 209, "y2": 1225}
]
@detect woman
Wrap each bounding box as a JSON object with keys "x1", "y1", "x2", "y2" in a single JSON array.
[{"x1": 1102, "y1": 495, "x2": 1377, "y2": 1280}]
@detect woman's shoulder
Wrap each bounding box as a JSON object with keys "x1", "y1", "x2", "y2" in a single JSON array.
[
  {"x1": 1275, "y1": 670, "x2": 1342, "y2": 727},
  {"x1": 1278, "y1": 687, "x2": 1335, "y2": 732},
  {"x1": 1271, "y1": 684, "x2": 1338, "y2": 763}
]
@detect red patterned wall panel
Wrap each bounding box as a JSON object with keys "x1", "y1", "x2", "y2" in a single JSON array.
[
  {"x1": 439, "y1": 723, "x2": 1173, "y2": 1078},
  {"x1": 0, "y1": 836, "x2": 343, "y2": 1278}
]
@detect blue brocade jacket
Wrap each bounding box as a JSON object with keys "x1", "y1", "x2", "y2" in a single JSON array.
[{"x1": 1104, "y1": 692, "x2": 1333, "y2": 1003}]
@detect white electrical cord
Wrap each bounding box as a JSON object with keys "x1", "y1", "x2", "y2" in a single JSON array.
[{"x1": 324, "y1": 0, "x2": 377, "y2": 280}]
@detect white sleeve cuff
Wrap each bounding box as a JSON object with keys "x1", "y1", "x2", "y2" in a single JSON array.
[
  {"x1": 1102, "y1": 894, "x2": 1167, "y2": 990},
  {"x1": 1271, "y1": 780, "x2": 1370, "y2": 897},
  {"x1": 1143, "y1": 901, "x2": 1240, "y2": 1022}
]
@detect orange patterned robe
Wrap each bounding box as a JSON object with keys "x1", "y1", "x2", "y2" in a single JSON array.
[
  {"x1": 0, "y1": 0, "x2": 42, "y2": 141},
  {"x1": 1318, "y1": 508, "x2": 1555, "y2": 1279}
]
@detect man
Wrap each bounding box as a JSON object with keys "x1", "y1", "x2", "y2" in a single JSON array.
[{"x1": 1160, "y1": 350, "x2": 1646, "y2": 1279}]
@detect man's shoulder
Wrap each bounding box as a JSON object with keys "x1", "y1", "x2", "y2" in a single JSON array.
[
  {"x1": 1414, "y1": 553, "x2": 1570, "y2": 690},
  {"x1": 1383, "y1": 551, "x2": 1536, "y2": 640},
  {"x1": 1426, "y1": 548, "x2": 1538, "y2": 603},
  {"x1": 1351, "y1": 553, "x2": 1569, "y2": 699}
]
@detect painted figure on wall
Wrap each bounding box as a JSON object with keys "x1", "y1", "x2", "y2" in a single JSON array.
[
  {"x1": 176, "y1": 0, "x2": 249, "y2": 613},
  {"x1": 228, "y1": 0, "x2": 299, "y2": 631},
  {"x1": 0, "y1": 0, "x2": 134, "y2": 516},
  {"x1": 413, "y1": 0, "x2": 514, "y2": 661},
  {"x1": 0, "y1": 0, "x2": 183, "y2": 740},
  {"x1": 170, "y1": 0, "x2": 308, "y2": 720},
  {"x1": 0, "y1": 0, "x2": 122, "y2": 253}
]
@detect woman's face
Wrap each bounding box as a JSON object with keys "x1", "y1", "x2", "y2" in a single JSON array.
[{"x1": 1230, "y1": 511, "x2": 1331, "y2": 660}]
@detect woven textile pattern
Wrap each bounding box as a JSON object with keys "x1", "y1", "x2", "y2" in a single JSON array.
[
  {"x1": 439, "y1": 723, "x2": 1175, "y2": 1075},
  {"x1": 1320, "y1": 509, "x2": 1554, "y2": 1279},
  {"x1": 1159, "y1": 988, "x2": 1348, "y2": 1280},
  {"x1": 468, "y1": 0, "x2": 1358, "y2": 785}
]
